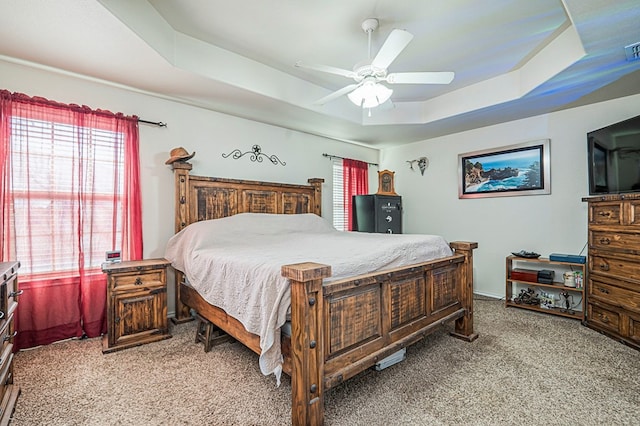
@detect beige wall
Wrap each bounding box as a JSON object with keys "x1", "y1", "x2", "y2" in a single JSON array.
[
  {"x1": 0, "y1": 59, "x2": 378, "y2": 315},
  {"x1": 4, "y1": 57, "x2": 639, "y2": 303},
  {"x1": 380, "y1": 93, "x2": 640, "y2": 297}
]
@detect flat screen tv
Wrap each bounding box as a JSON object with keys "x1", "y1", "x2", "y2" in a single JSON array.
[{"x1": 588, "y1": 114, "x2": 640, "y2": 195}]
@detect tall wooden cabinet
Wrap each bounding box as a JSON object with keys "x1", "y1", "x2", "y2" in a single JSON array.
[
  {"x1": 0, "y1": 261, "x2": 20, "y2": 425},
  {"x1": 582, "y1": 194, "x2": 640, "y2": 350}
]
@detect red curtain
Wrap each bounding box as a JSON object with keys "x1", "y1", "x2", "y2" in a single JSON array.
[
  {"x1": 0, "y1": 90, "x2": 143, "y2": 350},
  {"x1": 343, "y1": 158, "x2": 369, "y2": 231}
]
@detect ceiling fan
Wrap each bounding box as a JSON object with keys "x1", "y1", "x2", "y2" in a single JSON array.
[{"x1": 295, "y1": 18, "x2": 455, "y2": 109}]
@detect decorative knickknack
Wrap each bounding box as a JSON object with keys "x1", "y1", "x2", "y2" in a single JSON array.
[
  {"x1": 407, "y1": 156, "x2": 428, "y2": 175},
  {"x1": 376, "y1": 169, "x2": 397, "y2": 195},
  {"x1": 165, "y1": 147, "x2": 195, "y2": 164}
]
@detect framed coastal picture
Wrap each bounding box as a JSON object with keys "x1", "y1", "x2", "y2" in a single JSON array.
[{"x1": 458, "y1": 139, "x2": 550, "y2": 199}]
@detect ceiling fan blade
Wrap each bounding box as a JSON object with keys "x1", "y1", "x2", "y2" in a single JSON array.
[
  {"x1": 295, "y1": 61, "x2": 356, "y2": 79},
  {"x1": 386, "y1": 72, "x2": 455, "y2": 85},
  {"x1": 371, "y1": 29, "x2": 414, "y2": 70},
  {"x1": 313, "y1": 83, "x2": 360, "y2": 106}
]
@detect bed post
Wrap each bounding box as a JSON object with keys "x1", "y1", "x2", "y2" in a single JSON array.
[
  {"x1": 171, "y1": 161, "x2": 194, "y2": 323},
  {"x1": 307, "y1": 178, "x2": 324, "y2": 216},
  {"x1": 449, "y1": 241, "x2": 479, "y2": 342},
  {"x1": 282, "y1": 262, "x2": 331, "y2": 426}
]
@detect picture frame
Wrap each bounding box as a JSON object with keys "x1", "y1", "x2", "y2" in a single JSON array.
[{"x1": 458, "y1": 139, "x2": 550, "y2": 199}]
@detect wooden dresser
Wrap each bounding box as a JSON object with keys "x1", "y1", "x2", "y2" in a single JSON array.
[
  {"x1": 0, "y1": 261, "x2": 20, "y2": 425},
  {"x1": 582, "y1": 194, "x2": 640, "y2": 350},
  {"x1": 101, "y1": 259, "x2": 171, "y2": 353}
]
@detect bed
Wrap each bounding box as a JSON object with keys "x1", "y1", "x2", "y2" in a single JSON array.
[{"x1": 166, "y1": 161, "x2": 478, "y2": 425}]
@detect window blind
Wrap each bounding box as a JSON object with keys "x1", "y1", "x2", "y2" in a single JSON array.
[
  {"x1": 10, "y1": 116, "x2": 124, "y2": 275},
  {"x1": 332, "y1": 159, "x2": 347, "y2": 231}
]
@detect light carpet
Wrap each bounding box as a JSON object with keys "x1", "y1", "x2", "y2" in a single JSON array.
[{"x1": 10, "y1": 298, "x2": 640, "y2": 425}]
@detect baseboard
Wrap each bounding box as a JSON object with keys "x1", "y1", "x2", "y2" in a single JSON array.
[{"x1": 473, "y1": 291, "x2": 502, "y2": 300}]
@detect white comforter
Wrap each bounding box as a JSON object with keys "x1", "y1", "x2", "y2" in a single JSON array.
[{"x1": 164, "y1": 213, "x2": 453, "y2": 384}]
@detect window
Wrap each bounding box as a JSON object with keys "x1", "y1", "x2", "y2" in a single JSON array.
[
  {"x1": 10, "y1": 116, "x2": 124, "y2": 276},
  {"x1": 0, "y1": 89, "x2": 142, "y2": 349},
  {"x1": 331, "y1": 158, "x2": 369, "y2": 231},
  {"x1": 332, "y1": 160, "x2": 347, "y2": 230}
]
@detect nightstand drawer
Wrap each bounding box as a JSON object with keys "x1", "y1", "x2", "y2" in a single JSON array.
[{"x1": 110, "y1": 270, "x2": 165, "y2": 292}]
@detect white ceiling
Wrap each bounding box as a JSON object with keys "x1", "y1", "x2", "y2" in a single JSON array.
[{"x1": 1, "y1": 0, "x2": 639, "y2": 148}]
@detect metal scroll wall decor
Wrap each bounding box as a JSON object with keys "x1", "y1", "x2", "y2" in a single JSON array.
[{"x1": 222, "y1": 144, "x2": 286, "y2": 166}]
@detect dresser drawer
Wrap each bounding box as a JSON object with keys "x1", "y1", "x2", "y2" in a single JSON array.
[
  {"x1": 589, "y1": 229, "x2": 640, "y2": 253},
  {"x1": 0, "y1": 318, "x2": 14, "y2": 358},
  {"x1": 629, "y1": 312, "x2": 640, "y2": 344},
  {"x1": 589, "y1": 279, "x2": 640, "y2": 312},
  {"x1": 587, "y1": 302, "x2": 622, "y2": 335},
  {"x1": 589, "y1": 253, "x2": 640, "y2": 287},
  {"x1": 588, "y1": 202, "x2": 622, "y2": 226},
  {"x1": 0, "y1": 273, "x2": 19, "y2": 326},
  {"x1": 110, "y1": 270, "x2": 165, "y2": 292},
  {"x1": 0, "y1": 343, "x2": 14, "y2": 404}
]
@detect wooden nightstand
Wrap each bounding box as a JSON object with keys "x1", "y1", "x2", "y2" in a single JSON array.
[{"x1": 101, "y1": 258, "x2": 171, "y2": 353}]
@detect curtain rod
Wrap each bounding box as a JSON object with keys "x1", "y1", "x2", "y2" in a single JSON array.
[
  {"x1": 322, "y1": 153, "x2": 378, "y2": 167},
  {"x1": 138, "y1": 118, "x2": 167, "y2": 127}
]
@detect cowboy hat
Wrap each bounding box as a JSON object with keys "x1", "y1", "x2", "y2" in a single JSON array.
[{"x1": 165, "y1": 147, "x2": 196, "y2": 164}]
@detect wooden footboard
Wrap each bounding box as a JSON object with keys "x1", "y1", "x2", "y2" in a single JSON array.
[
  {"x1": 178, "y1": 241, "x2": 477, "y2": 425},
  {"x1": 281, "y1": 241, "x2": 478, "y2": 426}
]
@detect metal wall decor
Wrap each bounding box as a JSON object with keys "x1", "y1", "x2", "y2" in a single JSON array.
[
  {"x1": 222, "y1": 144, "x2": 286, "y2": 166},
  {"x1": 407, "y1": 156, "x2": 429, "y2": 175}
]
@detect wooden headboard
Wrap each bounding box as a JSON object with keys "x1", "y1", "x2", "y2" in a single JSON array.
[
  {"x1": 171, "y1": 162, "x2": 324, "y2": 233},
  {"x1": 170, "y1": 161, "x2": 324, "y2": 322}
]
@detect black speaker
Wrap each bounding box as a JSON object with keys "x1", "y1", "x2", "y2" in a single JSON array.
[{"x1": 352, "y1": 194, "x2": 402, "y2": 234}]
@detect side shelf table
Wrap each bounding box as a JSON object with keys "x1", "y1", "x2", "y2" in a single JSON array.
[{"x1": 506, "y1": 255, "x2": 586, "y2": 320}]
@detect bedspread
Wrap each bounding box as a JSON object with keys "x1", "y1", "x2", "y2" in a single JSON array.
[{"x1": 164, "y1": 213, "x2": 453, "y2": 384}]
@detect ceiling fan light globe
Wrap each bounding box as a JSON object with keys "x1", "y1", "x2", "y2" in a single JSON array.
[{"x1": 348, "y1": 82, "x2": 392, "y2": 108}]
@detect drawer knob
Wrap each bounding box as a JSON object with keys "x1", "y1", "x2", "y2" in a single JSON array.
[
  {"x1": 598, "y1": 287, "x2": 610, "y2": 294},
  {"x1": 135, "y1": 277, "x2": 143, "y2": 285},
  {"x1": 598, "y1": 262, "x2": 610, "y2": 271},
  {"x1": 599, "y1": 314, "x2": 609, "y2": 323},
  {"x1": 599, "y1": 237, "x2": 611, "y2": 245},
  {"x1": 2, "y1": 331, "x2": 17, "y2": 342},
  {"x1": 9, "y1": 289, "x2": 23, "y2": 298},
  {"x1": 598, "y1": 211, "x2": 612, "y2": 217}
]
